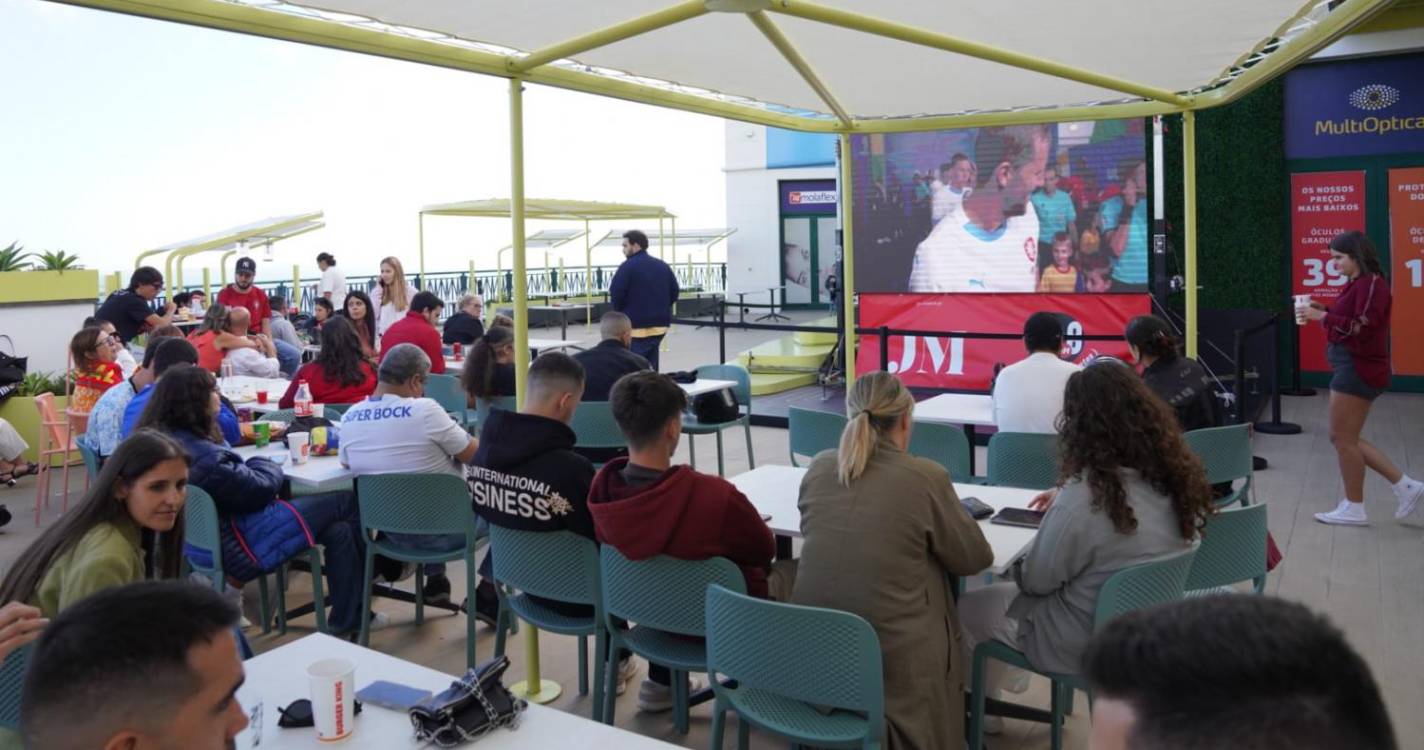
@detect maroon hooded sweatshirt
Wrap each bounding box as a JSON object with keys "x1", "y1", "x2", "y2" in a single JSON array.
[{"x1": 588, "y1": 458, "x2": 775, "y2": 599}]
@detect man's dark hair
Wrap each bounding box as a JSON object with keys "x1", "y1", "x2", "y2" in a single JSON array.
[
  {"x1": 973, "y1": 125, "x2": 1051, "y2": 189},
  {"x1": 610, "y1": 371, "x2": 687, "y2": 449},
  {"x1": 270, "y1": 296, "x2": 286, "y2": 311},
  {"x1": 128, "y1": 266, "x2": 163, "y2": 292},
  {"x1": 313, "y1": 297, "x2": 335, "y2": 315},
  {"x1": 20, "y1": 581, "x2": 240, "y2": 748},
  {"x1": 623, "y1": 230, "x2": 649, "y2": 252},
  {"x1": 410, "y1": 291, "x2": 444, "y2": 314},
  {"x1": 151, "y1": 337, "x2": 199, "y2": 376},
  {"x1": 1023, "y1": 311, "x2": 1064, "y2": 353},
  {"x1": 317, "y1": 252, "x2": 335, "y2": 265},
  {"x1": 938, "y1": 161, "x2": 954, "y2": 175},
  {"x1": 171, "y1": 291, "x2": 192, "y2": 308},
  {"x1": 82, "y1": 316, "x2": 109, "y2": 329},
  {"x1": 528, "y1": 351, "x2": 585, "y2": 402},
  {"x1": 1084, "y1": 595, "x2": 1396, "y2": 750}
]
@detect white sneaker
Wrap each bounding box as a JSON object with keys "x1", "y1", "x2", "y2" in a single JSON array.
[
  {"x1": 982, "y1": 715, "x2": 1004, "y2": 735},
  {"x1": 1394, "y1": 481, "x2": 1424, "y2": 521},
  {"x1": 366, "y1": 612, "x2": 392, "y2": 632},
  {"x1": 616, "y1": 658, "x2": 640, "y2": 696},
  {"x1": 636, "y1": 676, "x2": 706, "y2": 712},
  {"x1": 1315, "y1": 499, "x2": 1368, "y2": 526},
  {"x1": 1003, "y1": 669, "x2": 1031, "y2": 695}
]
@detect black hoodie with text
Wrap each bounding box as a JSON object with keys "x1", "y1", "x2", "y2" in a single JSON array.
[{"x1": 469, "y1": 408, "x2": 597, "y2": 539}]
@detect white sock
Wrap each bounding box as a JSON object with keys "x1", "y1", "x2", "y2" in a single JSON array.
[{"x1": 1393, "y1": 475, "x2": 1419, "y2": 494}]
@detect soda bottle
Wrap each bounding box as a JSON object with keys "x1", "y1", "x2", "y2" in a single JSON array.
[
  {"x1": 294, "y1": 380, "x2": 313, "y2": 418},
  {"x1": 453, "y1": 342, "x2": 463, "y2": 361}
]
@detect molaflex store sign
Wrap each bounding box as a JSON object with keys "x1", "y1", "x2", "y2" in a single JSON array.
[{"x1": 1286, "y1": 52, "x2": 1424, "y2": 159}]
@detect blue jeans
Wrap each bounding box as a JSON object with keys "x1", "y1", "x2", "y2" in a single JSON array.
[
  {"x1": 274, "y1": 339, "x2": 301, "y2": 378},
  {"x1": 630, "y1": 334, "x2": 664, "y2": 372},
  {"x1": 385, "y1": 532, "x2": 466, "y2": 577},
  {"x1": 289, "y1": 491, "x2": 366, "y2": 634}
]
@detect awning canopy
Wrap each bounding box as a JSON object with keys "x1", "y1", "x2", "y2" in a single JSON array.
[
  {"x1": 131, "y1": 211, "x2": 325, "y2": 291},
  {"x1": 57, "y1": 0, "x2": 1392, "y2": 131},
  {"x1": 421, "y1": 198, "x2": 672, "y2": 221},
  {"x1": 592, "y1": 227, "x2": 735, "y2": 248}
]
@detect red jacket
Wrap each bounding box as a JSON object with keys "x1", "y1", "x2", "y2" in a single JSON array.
[
  {"x1": 587, "y1": 458, "x2": 775, "y2": 598},
  {"x1": 1322, "y1": 273, "x2": 1391, "y2": 388},
  {"x1": 279, "y1": 361, "x2": 377, "y2": 408},
  {"x1": 379, "y1": 311, "x2": 445, "y2": 374}
]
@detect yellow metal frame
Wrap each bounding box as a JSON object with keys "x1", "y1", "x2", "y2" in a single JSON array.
[{"x1": 173, "y1": 219, "x2": 325, "y2": 296}]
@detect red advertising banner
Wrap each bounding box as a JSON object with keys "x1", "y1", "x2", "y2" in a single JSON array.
[
  {"x1": 1290, "y1": 171, "x2": 1367, "y2": 372},
  {"x1": 857, "y1": 293, "x2": 1150, "y2": 390},
  {"x1": 1389, "y1": 168, "x2": 1424, "y2": 377}
]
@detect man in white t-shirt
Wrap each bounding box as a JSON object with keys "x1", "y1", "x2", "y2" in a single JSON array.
[
  {"x1": 930, "y1": 153, "x2": 974, "y2": 226},
  {"x1": 339, "y1": 343, "x2": 487, "y2": 614},
  {"x1": 992, "y1": 312, "x2": 1081, "y2": 433},
  {"x1": 909, "y1": 125, "x2": 1049, "y2": 292},
  {"x1": 221, "y1": 308, "x2": 281, "y2": 378},
  {"x1": 316, "y1": 252, "x2": 347, "y2": 301}
]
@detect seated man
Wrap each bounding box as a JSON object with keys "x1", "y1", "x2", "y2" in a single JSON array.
[
  {"x1": 121, "y1": 340, "x2": 242, "y2": 446},
  {"x1": 89, "y1": 336, "x2": 190, "y2": 457},
  {"x1": 267, "y1": 295, "x2": 305, "y2": 350},
  {"x1": 588, "y1": 371, "x2": 778, "y2": 711},
  {"x1": 1084, "y1": 595, "x2": 1396, "y2": 750},
  {"x1": 338, "y1": 343, "x2": 493, "y2": 619},
  {"x1": 574, "y1": 311, "x2": 650, "y2": 402},
  {"x1": 221, "y1": 307, "x2": 282, "y2": 378},
  {"x1": 19, "y1": 581, "x2": 249, "y2": 750},
  {"x1": 991, "y1": 311, "x2": 1080, "y2": 434},
  {"x1": 443, "y1": 294, "x2": 486, "y2": 347},
  {"x1": 379, "y1": 291, "x2": 446, "y2": 374}
]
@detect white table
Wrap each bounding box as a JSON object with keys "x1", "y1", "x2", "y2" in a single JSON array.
[
  {"x1": 445, "y1": 338, "x2": 588, "y2": 371},
  {"x1": 221, "y1": 376, "x2": 292, "y2": 414},
  {"x1": 913, "y1": 393, "x2": 995, "y2": 473},
  {"x1": 679, "y1": 378, "x2": 738, "y2": 398},
  {"x1": 730, "y1": 465, "x2": 1039, "y2": 575},
  {"x1": 238, "y1": 633, "x2": 679, "y2": 749},
  {"x1": 235, "y1": 444, "x2": 352, "y2": 488}
]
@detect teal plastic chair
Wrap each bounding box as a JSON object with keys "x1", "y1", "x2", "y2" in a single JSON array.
[
  {"x1": 599, "y1": 547, "x2": 745, "y2": 732},
  {"x1": 682, "y1": 365, "x2": 755, "y2": 477},
  {"x1": 489, "y1": 527, "x2": 607, "y2": 719},
  {"x1": 908, "y1": 421, "x2": 973, "y2": 482},
  {"x1": 1186, "y1": 503, "x2": 1268, "y2": 594},
  {"x1": 968, "y1": 546, "x2": 1198, "y2": 750},
  {"x1": 985, "y1": 432, "x2": 1060, "y2": 490},
  {"x1": 788, "y1": 407, "x2": 846, "y2": 467},
  {"x1": 0, "y1": 643, "x2": 30, "y2": 731},
  {"x1": 424, "y1": 373, "x2": 472, "y2": 428},
  {"x1": 570, "y1": 402, "x2": 627, "y2": 466},
  {"x1": 257, "y1": 409, "x2": 297, "y2": 424},
  {"x1": 183, "y1": 486, "x2": 327, "y2": 634},
  {"x1": 75, "y1": 433, "x2": 101, "y2": 481},
  {"x1": 355, "y1": 473, "x2": 489, "y2": 668},
  {"x1": 1184, "y1": 424, "x2": 1253, "y2": 506},
  {"x1": 705, "y1": 585, "x2": 884, "y2": 750},
  {"x1": 323, "y1": 403, "x2": 355, "y2": 418},
  {"x1": 473, "y1": 396, "x2": 519, "y2": 433}
]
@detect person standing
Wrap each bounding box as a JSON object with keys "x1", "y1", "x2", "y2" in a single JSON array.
[
  {"x1": 371, "y1": 256, "x2": 418, "y2": 339},
  {"x1": 216, "y1": 256, "x2": 300, "y2": 376},
  {"x1": 1100, "y1": 159, "x2": 1149, "y2": 291},
  {"x1": 316, "y1": 252, "x2": 346, "y2": 301},
  {"x1": 95, "y1": 266, "x2": 174, "y2": 344},
  {"x1": 1030, "y1": 164, "x2": 1077, "y2": 263},
  {"x1": 1303, "y1": 231, "x2": 1423, "y2": 525},
  {"x1": 609, "y1": 230, "x2": 679, "y2": 371},
  {"x1": 930, "y1": 153, "x2": 974, "y2": 226}
]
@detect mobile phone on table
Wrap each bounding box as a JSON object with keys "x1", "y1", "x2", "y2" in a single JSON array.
[
  {"x1": 991, "y1": 507, "x2": 1046, "y2": 529},
  {"x1": 356, "y1": 681, "x2": 432, "y2": 711},
  {"x1": 959, "y1": 496, "x2": 994, "y2": 520}
]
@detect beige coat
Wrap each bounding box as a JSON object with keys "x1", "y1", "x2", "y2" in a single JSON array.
[{"x1": 792, "y1": 441, "x2": 993, "y2": 750}]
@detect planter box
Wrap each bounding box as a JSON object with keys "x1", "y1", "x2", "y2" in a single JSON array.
[
  {"x1": 0, "y1": 269, "x2": 100, "y2": 376},
  {"x1": 0, "y1": 269, "x2": 98, "y2": 304},
  {"x1": 0, "y1": 394, "x2": 76, "y2": 467}
]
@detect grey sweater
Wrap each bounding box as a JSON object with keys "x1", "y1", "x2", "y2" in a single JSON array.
[{"x1": 1007, "y1": 468, "x2": 1193, "y2": 675}]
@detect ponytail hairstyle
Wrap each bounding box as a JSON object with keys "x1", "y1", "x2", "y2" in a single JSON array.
[
  {"x1": 836, "y1": 371, "x2": 915, "y2": 486},
  {"x1": 194, "y1": 303, "x2": 229, "y2": 336},
  {"x1": 462, "y1": 325, "x2": 515, "y2": 400},
  {"x1": 1124, "y1": 315, "x2": 1180, "y2": 363},
  {"x1": 1329, "y1": 231, "x2": 1383, "y2": 276}
]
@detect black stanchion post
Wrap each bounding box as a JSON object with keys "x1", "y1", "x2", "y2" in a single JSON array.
[
  {"x1": 879, "y1": 326, "x2": 890, "y2": 372},
  {"x1": 1255, "y1": 316, "x2": 1303, "y2": 436},
  {"x1": 1233, "y1": 330, "x2": 1247, "y2": 426},
  {"x1": 1280, "y1": 315, "x2": 1317, "y2": 397},
  {"x1": 718, "y1": 304, "x2": 727, "y2": 366}
]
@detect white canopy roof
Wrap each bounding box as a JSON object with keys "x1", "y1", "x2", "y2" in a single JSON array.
[{"x1": 61, "y1": 0, "x2": 1391, "y2": 131}]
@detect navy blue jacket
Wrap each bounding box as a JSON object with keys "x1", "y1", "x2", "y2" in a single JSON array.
[
  {"x1": 573, "y1": 339, "x2": 651, "y2": 402},
  {"x1": 609, "y1": 250, "x2": 679, "y2": 329}
]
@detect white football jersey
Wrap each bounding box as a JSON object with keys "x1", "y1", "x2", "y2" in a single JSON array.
[{"x1": 907, "y1": 211, "x2": 1040, "y2": 292}]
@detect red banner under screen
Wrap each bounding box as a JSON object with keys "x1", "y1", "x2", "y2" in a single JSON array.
[
  {"x1": 858, "y1": 293, "x2": 1150, "y2": 390},
  {"x1": 1289, "y1": 171, "x2": 1366, "y2": 373}
]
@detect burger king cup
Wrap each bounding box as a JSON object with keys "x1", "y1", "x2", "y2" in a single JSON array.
[{"x1": 307, "y1": 657, "x2": 356, "y2": 741}]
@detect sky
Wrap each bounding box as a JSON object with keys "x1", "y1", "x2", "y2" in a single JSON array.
[{"x1": 0, "y1": 0, "x2": 729, "y2": 288}]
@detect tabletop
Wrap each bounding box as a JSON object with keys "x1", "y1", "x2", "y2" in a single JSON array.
[
  {"x1": 237, "y1": 634, "x2": 679, "y2": 749},
  {"x1": 234, "y1": 444, "x2": 351, "y2": 488},
  {"x1": 729, "y1": 465, "x2": 1039, "y2": 575},
  {"x1": 221, "y1": 376, "x2": 292, "y2": 413},
  {"x1": 678, "y1": 378, "x2": 738, "y2": 398},
  {"x1": 913, "y1": 393, "x2": 996, "y2": 428}
]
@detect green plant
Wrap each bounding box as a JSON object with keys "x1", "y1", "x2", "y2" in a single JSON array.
[
  {"x1": 16, "y1": 371, "x2": 65, "y2": 398},
  {"x1": 0, "y1": 241, "x2": 33, "y2": 272},
  {"x1": 35, "y1": 250, "x2": 83, "y2": 270}
]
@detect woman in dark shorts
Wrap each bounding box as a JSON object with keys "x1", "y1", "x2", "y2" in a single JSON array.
[{"x1": 1303, "y1": 231, "x2": 1422, "y2": 525}]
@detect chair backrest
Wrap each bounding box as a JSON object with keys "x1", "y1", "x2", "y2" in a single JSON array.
[
  {"x1": 324, "y1": 403, "x2": 355, "y2": 417},
  {"x1": 788, "y1": 407, "x2": 847, "y2": 467},
  {"x1": 33, "y1": 392, "x2": 69, "y2": 450},
  {"x1": 986, "y1": 431, "x2": 1060, "y2": 489},
  {"x1": 569, "y1": 401, "x2": 626, "y2": 451},
  {"x1": 423, "y1": 373, "x2": 467, "y2": 420},
  {"x1": 75, "y1": 433, "x2": 102, "y2": 480},
  {"x1": 474, "y1": 397, "x2": 518, "y2": 429},
  {"x1": 0, "y1": 642, "x2": 32, "y2": 730},
  {"x1": 705, "y1": 585, "x2": 884, "y2": 728},
  {"x1": 695, "y1": 364, "x2": 752, "y2": 408},
  {"x1": 909, "y1": 421, "x2": 972, "y2": 480},
  {"x1": 600, "y1": 546, "x2": 744, "y2": 638},
  {"x1": 257, "y1": 409, "x2": 297, "y2": 424},
  {"x1": 355, "y1": 473, "x2": 478, "y2": 540},
  {"x1": 183, "y1": 486, "x2": 224, "y2": 574},
  {"x1": 1184, "y1": 424, "x2": 1252, "y2": 486},
  {"x1": 489, "y1": 527, "x2": 600, "y2": 608},
  {"x1": 1185, "y1": 504, "x2": 1268, "y2": 593},
  {"x1": 1094, "y1": 546, "x2": 1197, "y2": 631}
]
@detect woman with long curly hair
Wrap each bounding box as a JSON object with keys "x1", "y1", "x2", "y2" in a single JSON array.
[
  {"x1": 958, "y1": 360, "x2": 1213, "y2": 699},
  {"x1": 278, "y1": 317, "x2": 376, "y2": 408},
  {"x1": 340, "y1": 290, "x2": 379, "y2": 362}
]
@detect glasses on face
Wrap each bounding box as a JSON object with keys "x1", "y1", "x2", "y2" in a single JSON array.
[{"x1": 95, "y1": 336, "x2": 114, "y2": 351}]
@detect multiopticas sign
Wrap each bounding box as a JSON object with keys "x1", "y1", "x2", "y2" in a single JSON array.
[
  {"x1": 1313, "y1": 115, "x2": 1424, "y2": 136},
  {"x1": 1285, "y1": 54, "x2": 1424, "y2": 159}
]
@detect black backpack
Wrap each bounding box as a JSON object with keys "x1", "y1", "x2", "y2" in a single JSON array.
[{"x1": 692, "y1": 389, "x2": 741, "y2": 424}]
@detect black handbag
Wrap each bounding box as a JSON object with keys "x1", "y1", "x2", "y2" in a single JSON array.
[
  {"x1": 693, "y1": 388, "x2": 741, "y2": 424},
  {"x1": 409, "y1": 656, "x2": 525, "y2": 747},
  {"x1": 0, "y1": 335, "x2": 27, "y2": 404}
]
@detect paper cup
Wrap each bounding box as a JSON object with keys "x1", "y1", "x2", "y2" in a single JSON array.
[
  {"x1": 1293, "y1": 293, "x2": 1312, "y2": 325},
  {"x1": 312, "y1": 403, "x2": 325, "y2": 419},
  {"x1": 287, "y1": 432, "x2": 310, "y2": 465},
  {"x1": 307, "y1": 657, "x2": 355, "y2": 741}
]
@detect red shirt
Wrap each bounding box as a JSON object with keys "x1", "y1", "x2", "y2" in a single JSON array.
[
  {"x1": 216, "y1": 285, "x2": 271, "y2": 335},
  {"x1": 187, "y1": 330, "x2": 224, "y2": 373},
  {"x1": 279, "y1": 361, "x2": 378, "y2": 408},
  {"x1": 378, "y1": 311, "x2": 446, "y2": 374},
  {"x1": 1322, "y1": 272, "x2": 1392, "y2": 388}
]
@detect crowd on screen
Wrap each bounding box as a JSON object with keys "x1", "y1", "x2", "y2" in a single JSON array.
[{"x1": 0, "y1": 229, "x2": 1413, "y2": 749}]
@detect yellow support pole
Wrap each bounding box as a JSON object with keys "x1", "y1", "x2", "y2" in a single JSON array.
[
  {"x1": 292, "y1": 264, "x2": 301, "y2": 311},
  {"x1": 584, "y1": 219, "x2": 592, "y2": 328},
  {"x1": 220, "y1": 251, "x2": 237, "y2": 287},
  {"x1": 506, "y1": 76, "x2": 559, "y2": 705},
  {"x1": 748, "y1": 10, "x2": 854, "y2": 128},
  {"x1": 418, "y1": 213, "x2": 426, "y2": 290},
  {"x1": 507, "y1": 0, "x2": 706, "y2": 73},
  {"x1": 1183, "y1": 110, "x2": 1198, "y2": 359},
  {"x1": 840, "y1": 133, "x2": 857, "y2": 383},
  {"x1": 202, "y1": 268, "x2": 211, "y2": 302},
  {"x1": 176, "y1": 253, "x2": 187, "y2": 293}
]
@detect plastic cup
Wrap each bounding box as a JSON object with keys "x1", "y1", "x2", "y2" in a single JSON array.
[
  {"x1": 252, "y1": 422, "x2": 270, "y2": 448},
  {"x1": 1293, "y1": 293, "x2": 1312, "y2": 325},
  {"x1": 256, "y1": 390, "x2": 269, "y2": 404},
  {"x1": 236, "y1": 406, "x2": 253, "y2": 423},
  {"x1": 312, "y1": 403, "x2": 325, "y2": 419},
  {"x1": 288, "y1": 432, "x2": 309, "y2": 465},
  {"x1": 307, "y1": 658, "x2": 356, "y2": 742}
]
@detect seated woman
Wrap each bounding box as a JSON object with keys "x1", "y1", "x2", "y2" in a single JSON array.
[
  {"x1": 0, "y1": 417, "x2": 34, "y2": 485},
  {"x1": 958, "y1": 361, "x2": 1213, "y2": 695},
  {"x1": 186, "y1": 304, "x2": 258, "y2": 374},
  {"x1": 340, "y1": 290, "x2": 380, "y2": 363},
  {"x1": 793, "y1": 371, "x2": 993, "y2": 748},
  {"x1": 135, "y1": 366, "x2": 373, "y2": 636},
  {"x1": 1125, "y1": 315, "x2": 1222, "y2": 431},
  {"x1": 0, "y1": 430, "x2": 189, "y2": 617},
  {"x1": 461, "y1": 325, "x2": 517, "y2": 402},
  {"x1": 278, "y1": 317, "x2": 376, "y2": 408},
  {"x1": 69, "y1": 327, "x2": 124, "y2": 414}
]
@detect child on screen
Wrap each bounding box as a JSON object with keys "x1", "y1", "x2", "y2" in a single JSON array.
[{"x1": 1038, "y1": 232, "x2": 1079, "y2": 293}]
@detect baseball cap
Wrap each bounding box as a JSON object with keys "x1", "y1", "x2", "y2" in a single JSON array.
[{"x1": 235, "y1": 257, "x2": 257, "y2": 274}]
